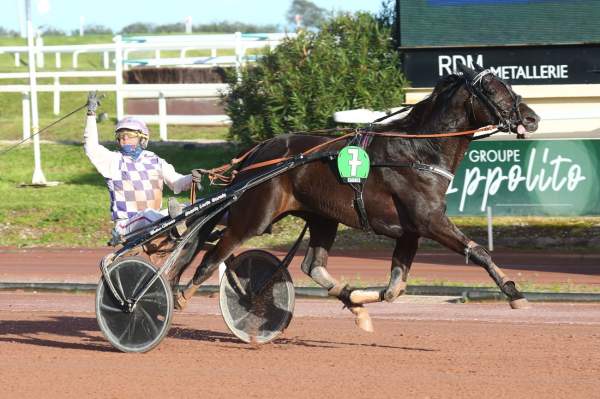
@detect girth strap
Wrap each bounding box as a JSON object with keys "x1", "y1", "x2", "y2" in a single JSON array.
[
  {"x1": 347, "y1": 132, "x2": 374, "y2": 232},
  {"x1": 370, "y1": 162, "x2": 454, "y2": 181},
  {"x1": 350, "y1": 183, "x2": 370, "y2": 232}
]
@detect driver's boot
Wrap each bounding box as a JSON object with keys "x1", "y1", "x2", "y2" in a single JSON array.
[{"x1": 168, "y1": 197, "x2": 187, "y2": 237}]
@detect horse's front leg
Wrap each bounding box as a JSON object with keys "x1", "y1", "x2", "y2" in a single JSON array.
[
  {"x1": 424, "y1": 211, "x2": 529, "y2": 309},
  {"x1": 343, "y1": 233, "x2": 419, "y2": 304},
  {"x1": 336, "y1": 234, "x2": 419, "y2": 321},
  {"x1": 300, "y1": 218, "x2": 374, "y2": 332},
  {"x1": 383, "y1": 233, "x2": 419, "y2": 302},
  {"x1": 302, "y1": 220, "x2": 419, "y2": 332}
]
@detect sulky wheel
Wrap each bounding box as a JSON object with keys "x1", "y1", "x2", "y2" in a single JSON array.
[
  {"x1": 96, "y1": 256, "x2": 173, "y2": 353},
  {"x1": 219, "y1": 250, "x2": 295, "y2": 344}
]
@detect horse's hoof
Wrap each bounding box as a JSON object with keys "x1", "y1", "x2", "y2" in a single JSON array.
[
  {"x1": 349, "y1": 306, "x2": 374, "y2": 333},
  {"x1": 356, "y1": 316, "x2": 374, "y2": 333},
  {"x1": 509, "y1": 298, "x2": 530, "y2": 309},
  {"x1": 174, "y1": 292, "x2": 188, "y2": 311},
  {"x1": 384, "y1": 287, "x2": 406, "y2": 303}
]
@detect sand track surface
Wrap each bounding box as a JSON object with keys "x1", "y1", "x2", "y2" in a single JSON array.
[{"x1": 0, "y1": 292, "x2": 599, "y2": 399}]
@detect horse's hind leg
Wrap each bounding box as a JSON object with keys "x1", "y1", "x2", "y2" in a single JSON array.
[
  {"x1": 175, "y1": 192, "x2": 279, "y2": 309},
  {"x1": 425, "y1": 213, "x2": 529, "y2": 309},
  {"x1": 174, "y1": 226, "x2": 256, "y2": 309}
]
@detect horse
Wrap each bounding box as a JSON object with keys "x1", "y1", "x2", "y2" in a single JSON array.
[{"x1": 170, "y1": 63, "x2": 541, "y2": 331}]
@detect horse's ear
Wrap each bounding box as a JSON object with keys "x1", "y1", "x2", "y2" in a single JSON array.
[
  {"x1": 456, "y1": 62, "x2": 476, "y2": 81},
  {"x1": 473, "y1": 63, "x2": 485, "y2": 72}
]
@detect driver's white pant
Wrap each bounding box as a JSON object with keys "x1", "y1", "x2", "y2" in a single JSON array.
[
  {"x1": 113, "y1": 208, "x2": 227, "y2": 279},
  {"x1": 113, "y1": 208, "x2": 167, "y2": 236}
]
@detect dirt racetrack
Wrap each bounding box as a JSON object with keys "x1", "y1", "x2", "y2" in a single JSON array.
[{"x1": 1, "y1": 291, "x2": 599, "y2": 399}]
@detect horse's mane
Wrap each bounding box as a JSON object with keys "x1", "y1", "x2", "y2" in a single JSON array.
[
  {"x1": 388, "y1": 75, "x2": 463, "y2": 131},
  {"x1": 372, "y1": 74, "x2": 465, "y2": 163}
]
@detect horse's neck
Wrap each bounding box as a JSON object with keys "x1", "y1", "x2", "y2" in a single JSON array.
[
  {"x1": 446, "y1": 136, "x2": 471, "y2": 173},
  {"x1": 378, "y1": 88, "x2": 482, "y2": 172}
]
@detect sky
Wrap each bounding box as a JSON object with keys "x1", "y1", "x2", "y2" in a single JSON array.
[{"x1": 2, "y1": 0, "x2": 386, "y2": 33}]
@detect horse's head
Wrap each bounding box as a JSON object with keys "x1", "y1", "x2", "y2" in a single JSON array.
[{"x1": 458, "y1": 63, "x2": 540, "y2": 138}]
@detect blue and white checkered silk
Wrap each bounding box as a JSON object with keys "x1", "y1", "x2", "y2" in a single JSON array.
[{"x1": 106, "y1": 152, "x2": 164, "y2": 220}]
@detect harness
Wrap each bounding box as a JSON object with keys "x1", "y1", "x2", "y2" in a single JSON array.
[{"x1": 193, "y1": 70, "x2": 525, "y2": 231}]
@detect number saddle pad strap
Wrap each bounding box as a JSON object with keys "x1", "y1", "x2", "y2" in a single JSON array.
[{"x1": 337, "y1": 145, "x2": 372, "y2": 231}]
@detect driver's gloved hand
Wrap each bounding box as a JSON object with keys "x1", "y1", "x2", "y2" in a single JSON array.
[{"x1": 87, "y1": 91, "x2": 100, "y2": 115}]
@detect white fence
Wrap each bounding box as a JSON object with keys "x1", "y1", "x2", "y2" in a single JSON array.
[
  {"x1": 0, "y1": 33, "x2": 292, "y2": 69},
  {"x1": 0, "y1": 33, "x2": 293, "y2": 140}
]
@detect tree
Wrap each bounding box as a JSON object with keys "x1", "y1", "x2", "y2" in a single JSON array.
[
  {"x1": 224, "y1": 12, "x2": 407, "y2": 145},
  {"x1": 286, "y1": 0, "x2": 327, "y2": 29},
  {"x1": 376, "y1": 0, "x2": 395, "y2": 28},
  {"x1": 39, "y1": 25, "x2": 66, "y2": 36},
  {"x1": 120, "y1": 22, "x2": 156, "y2": 35},
  {"x1": 71, "y1": 24, "x2": 113, "y2": 36},
  {"x1": 0, "y1": 27, "x2": 19, "y2": 37}
]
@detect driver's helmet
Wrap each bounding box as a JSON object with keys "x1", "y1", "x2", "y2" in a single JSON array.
[{"x1": 115, "y1": 117, "x2": 150, "y2": 149}]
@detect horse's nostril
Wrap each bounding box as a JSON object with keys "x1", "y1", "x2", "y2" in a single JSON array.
[{"x1": 525, "y1": 116, "x2": 537, "y2": 124}]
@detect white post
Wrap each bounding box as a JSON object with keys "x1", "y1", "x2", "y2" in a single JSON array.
[
  {"x1": 103, "y1": 51, "x2": 109, "y2": 69},
  {"x1": 234, "y1": 31, "x2": 242, "y2": 81},
  {"x1": 54, "y1": 52, "x2": 60, "y2": 68},
  {"x1": 487, "y1": 206, "x2": 494, "y2": 252},
  {"x1": 14, "y1": 52, "x2": 20, "y2": 67},
  {"x1": 26, "y1": 0, "x2": 47, "y2": 185},
  {"x1": 114, "y1": 35, "x2": 124, "y2": 120},
  {"x1": 154, "y1": 49, "x2": 160, "y2": 68},
  {"x1": 158, "y1": 92, "x2": 167, "y2": 141},
  {"x1": 211, "y1": 48, "x2": 217, "y2": 58},
  {"x1": 35, "y1": 33, "x2": 44, "y2": 68},
  {"x1": 17, "y1": 0, "x2": 26, "y2": 38},
  {"x1": 185, "y1": 16, "x2": 192, "y2": 34},
  {"x1": 53, "y1": 76, "x2": 60, "y2": 115},
  {"x1": 21, "y1": 92, "x2": 30, "y2": 140},
  {"x1": 79, "y1": 16, "x2": 85, "y2": 36},
  {"x1": 72, "y1": 51, "x2": 79, "y2": 68}
]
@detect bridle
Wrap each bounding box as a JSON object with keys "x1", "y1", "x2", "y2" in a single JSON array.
[{"x1": 466, "y1": 69, "x2": 524, "y2": 134}]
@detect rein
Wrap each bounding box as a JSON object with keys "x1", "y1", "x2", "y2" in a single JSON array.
[{"x1": 195, "y1": 124, "x2": 499, "y2": 186}]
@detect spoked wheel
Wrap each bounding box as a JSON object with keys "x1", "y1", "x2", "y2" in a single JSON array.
[
  {"x1": 96, "y1": 256, "x2": 173, "y2": 353},
  {"x1": 219, "y1": 250, "x2": 295, "y2": 344}
]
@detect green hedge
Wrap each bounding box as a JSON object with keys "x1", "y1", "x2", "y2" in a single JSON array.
[{"x1": 224, "y1": 12, "x2": 407, "y2": 145}]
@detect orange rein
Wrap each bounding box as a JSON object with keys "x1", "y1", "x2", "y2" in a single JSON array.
[{"x1": 195, "y1": 125, "x2": 497, "y2": 186}]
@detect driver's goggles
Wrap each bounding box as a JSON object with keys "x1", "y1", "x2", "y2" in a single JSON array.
[{"x1": 116, "y1": 130, "x2": 142, "y2": 139}]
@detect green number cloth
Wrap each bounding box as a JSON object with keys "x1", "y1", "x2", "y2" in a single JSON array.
[{"x1": 337, "y1": 146, "x2": 370, "y2": 183}]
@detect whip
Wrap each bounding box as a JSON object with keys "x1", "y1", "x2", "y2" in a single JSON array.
[{"x1": 0, "y1": 94, "x2": 105, "y2": 156}]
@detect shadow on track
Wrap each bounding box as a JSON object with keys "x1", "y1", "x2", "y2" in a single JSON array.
[
  {"x1": 0, "y1": 316, "x2": 117, "y2": 352},
  {"x1": 0, "y1": 316, "x2": 438, "y2": 353},
  {"x1": 168, "y1": 325, "x2": 438, "y2": 352}
]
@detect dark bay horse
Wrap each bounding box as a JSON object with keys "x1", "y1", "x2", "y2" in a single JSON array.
[{"x1": 173, "y1": 64, "x2": 540, "y2": 331}]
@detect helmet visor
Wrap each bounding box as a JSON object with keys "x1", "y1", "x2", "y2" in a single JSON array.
[{"x1": 116, "y1": 129, "x2": 144, "y2": 140}]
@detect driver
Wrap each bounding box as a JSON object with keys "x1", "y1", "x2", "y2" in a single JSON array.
[{"x1": 83, "y1": 92, "x2": 196, "y2": 243}]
